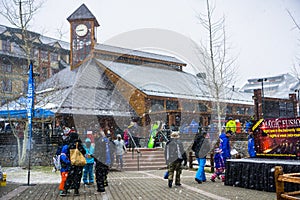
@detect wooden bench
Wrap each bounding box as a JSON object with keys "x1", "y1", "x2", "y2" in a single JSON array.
[
  {"x1": 274, "y1": 166, "x2": 300, "y2": 200},
  {"x1": 188, "y1": 151, "x2": 214, "y2": 173}
]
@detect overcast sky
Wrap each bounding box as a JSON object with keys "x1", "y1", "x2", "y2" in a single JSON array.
[{"x1": 1, "y1": 0, "x2": 299, "y2": 87}]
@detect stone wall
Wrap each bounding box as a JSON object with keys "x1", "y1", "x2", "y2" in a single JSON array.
[{"x1": 0, "y1": 144, "x2": 58, "y2": 167}]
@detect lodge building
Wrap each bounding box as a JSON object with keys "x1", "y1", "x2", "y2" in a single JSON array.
[
  {"x1": 0, "y1": 24, "x2": 70, "y2": 105},
  {"x1": 31, "y1": 4, "x2": 254, "y2": 139}
]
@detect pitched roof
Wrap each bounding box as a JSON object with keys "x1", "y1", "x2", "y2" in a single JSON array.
[
  {"x1": 96, "y1": 59, "x2": 253, "y2": 105},
  {"x1": 36, "y1": 59, "x2": 135, "y2": 116},
  {"x1": 67, "y1": 4, "x2": 100, "y2": 26},
  {"x1": 95, "y1": 44, "x2": 185, "y2": 66}
]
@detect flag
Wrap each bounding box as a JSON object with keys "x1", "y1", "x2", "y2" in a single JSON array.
[{"x1": 27, "y1": 62, "x2": 34, "y2": 149}]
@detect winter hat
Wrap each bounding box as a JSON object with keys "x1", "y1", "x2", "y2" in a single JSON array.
[
  {"x1": 63, "y1": 127, "x2": 71, "y2": 135},
  {"x1": 85, "y1": 138, "x2": 91, "y2": 143},
  {"x1": 170, "y1": 131, "x2": 180, "y2": 138},
  {"x1": 117, "y1": 134, "x2": 122, "y2": 138}
]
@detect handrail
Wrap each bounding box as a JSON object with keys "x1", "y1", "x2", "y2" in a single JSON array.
[
  {"x1": 157, "y1": 130, "x2": 169, "y2": 143},
  {"x1": 127, "y1": 130, "x2": 141, "y2": 171}
]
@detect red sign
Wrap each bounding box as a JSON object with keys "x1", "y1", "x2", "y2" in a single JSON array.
[{"x1": 254, "y1": 117, "x2": 300, "y2": 159}]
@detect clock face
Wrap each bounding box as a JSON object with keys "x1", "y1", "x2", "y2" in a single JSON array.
[{"x1": 75, "y1": 24, "x2": 88, "y2": 37}]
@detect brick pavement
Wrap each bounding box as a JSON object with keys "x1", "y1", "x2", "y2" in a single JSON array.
[{"x1": 0, "y1": 169, "x2": 276, "y2": 200}]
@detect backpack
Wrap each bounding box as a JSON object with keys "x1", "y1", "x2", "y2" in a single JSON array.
[
  {"x1": 53, "y1": 154, "x2": 61, "y2": 171},
  {"x1": 53, "y1": 152, "x2": 67, "y2": 171},
  {"x1": 166, "y1": 140, "x2": 183, "y2": 164}
]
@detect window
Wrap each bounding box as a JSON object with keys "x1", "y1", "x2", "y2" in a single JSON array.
[
  {"x1": 51, "y1": 53, "x2": 58, "y2": 62},
  {"x1": 245, "y1": 107, "x2": 254, "y2": 115},
  {"x1": 2, "y1": 64, "x2": 12, "y2": 73},
  {"x1": 226, "y1": 106, "x2": 232, "y2": 114},
  {"x1": 198, "y1": 103, "x2": 208, "y2": 112},
  {"x1": 2, "y1": 79, "x2": 12, "y2": 92},
  {"x1": 40, "y1": 50, "x2": 48, "y2": 61},
  {"x1": 21, "y1": 65, "x2": 28, "y2": 75},
  {"x1": 182, "y1": 102, "x2": 195, "y2": 111},
  {"x1": 236, "y1": 107, "x2": 245, "y2": 115},
  {"x1": 150, "y1": 99, "x2": 164, "y2": 112},
  {"x1": 2, "y1": 40, "x2": 11, "y2": 52},
  {"x1": 166, "y1": 100, "x2": 178, "y2": 110}
]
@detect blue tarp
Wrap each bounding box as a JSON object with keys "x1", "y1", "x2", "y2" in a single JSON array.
[{"x1": 0, "y1": 108, "x2": 54, "y2": 119}]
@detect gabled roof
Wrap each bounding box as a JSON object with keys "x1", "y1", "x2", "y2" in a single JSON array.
[
  {"x1": 67, "y1": 4, "x2": 100, "y2": 27},
  {"x1": 36, "y1": 58, "x2": 135, "y2": 116},
  {"x1": 96, "y1": 59, "x2": 254, "y2": 105}
]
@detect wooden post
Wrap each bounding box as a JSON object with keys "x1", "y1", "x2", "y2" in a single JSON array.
[
  {"x1": 189, "y1": 152, "x2": 193, "y2": 169},
  {"x1": 274, "y1": 166, "x2": 284, "y2": 200}
]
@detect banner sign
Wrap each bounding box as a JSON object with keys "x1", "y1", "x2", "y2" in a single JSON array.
[
  {"x1": 254, "y1": 117, "x2": 300, "y2": 159},
  {"x1": 27, "y1": 62, "x2": 34, "y2": 150}
]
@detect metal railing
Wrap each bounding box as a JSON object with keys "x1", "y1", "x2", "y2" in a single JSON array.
[{"x1": 127, "y1": 130, "x2": 141, "y2": 171}]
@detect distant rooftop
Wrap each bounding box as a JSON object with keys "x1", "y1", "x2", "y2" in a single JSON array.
[
  {"x1": 239, "y1": 73, "x2": 299, "y2": 98},
  {"x1": 95, "y1": 43, "x2": 186, "y2": 66}
]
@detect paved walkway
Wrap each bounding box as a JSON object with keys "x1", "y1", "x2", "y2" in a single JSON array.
[{"x1": 0, "y1": 168, "x2": 275, "y2": 200}]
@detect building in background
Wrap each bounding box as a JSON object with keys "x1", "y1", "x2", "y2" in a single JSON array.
[{"x1": 0, "y1": 24, "x2": 70, "y2": 105}]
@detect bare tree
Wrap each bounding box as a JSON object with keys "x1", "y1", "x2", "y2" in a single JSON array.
[
  {"x1": 0, "y1": 0, "x2": 45, "y2": 166},
  {"x1": 195, "y1": 0, "x2": 237, "y2": 137},
  {"x1": 287, "y1": 9, "x2": 300, "y2": 80}
]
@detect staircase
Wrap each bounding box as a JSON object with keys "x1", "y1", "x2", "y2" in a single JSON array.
[{"x1": 121, "y1": 148, "x2": 166, "y2": 171}]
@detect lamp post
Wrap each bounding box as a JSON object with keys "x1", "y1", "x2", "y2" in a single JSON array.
[
  {"x1": 257, "y1": 78, "x2": 267, "y2": 118},
  {"x1": 295, "y1": 89, "x2": 300, "y2": 116}
]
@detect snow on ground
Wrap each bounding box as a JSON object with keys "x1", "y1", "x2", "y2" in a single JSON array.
[{"x1": 3, "y1": 167, "x2": 60, "y2": 184}]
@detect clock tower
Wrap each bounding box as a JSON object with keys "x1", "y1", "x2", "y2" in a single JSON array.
[{"x1": 67, "y1": 4, "x2": 100, "y2": 70}]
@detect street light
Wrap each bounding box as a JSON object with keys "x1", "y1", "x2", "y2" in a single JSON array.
[{"x1": 257, "y1": 78, "x2": 267, "y2": 118}]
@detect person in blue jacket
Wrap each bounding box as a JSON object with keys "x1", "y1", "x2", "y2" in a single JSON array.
[
  {"x1": 248, "y1": 130, "x2": 256, "y2": 157},
  {"x1": 83, "y1": 138, "x2": 95, "y2": 185},
  {"x1": 219, "y1": 129, "x2": 232, "y2": 163},
  {"x1": 59, "y1": 144, "x2": 70, "y2": 196}
]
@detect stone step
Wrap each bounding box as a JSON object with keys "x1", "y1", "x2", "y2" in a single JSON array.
[
  {"x1": 120, "y1": 148, "x2": 166, "y2": 171},
  {"x1": 121, "y1": 165, "x2": 166, "y2": 171}
]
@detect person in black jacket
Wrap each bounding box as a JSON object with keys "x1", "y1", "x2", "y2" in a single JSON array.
[
  {"x1": 164, "y1": 131, "x2": 187, "y2": 188},
  {"x1": 93, "y1": 130, "x2": 114, "y2": 193},
  {"x1": 192, "y1": 131, "x2": 211, "y2": 184},
  {"x1": 61, "y1": 131, "x2": 86, "y2": 196}
]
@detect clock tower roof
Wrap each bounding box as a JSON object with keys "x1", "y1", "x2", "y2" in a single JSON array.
[{"x1": 67, "y1": 4, "x2": 99, "y2": 27}]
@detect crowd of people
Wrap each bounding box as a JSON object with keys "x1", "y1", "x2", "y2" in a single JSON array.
[
  {"x1": 55, "y1": 127, "x2": 126, "y2": 197},
  {"x1": 54, "y1": 116, "x2": 256, "y2": 195}
]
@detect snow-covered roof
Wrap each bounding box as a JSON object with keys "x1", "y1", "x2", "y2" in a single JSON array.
[
  {"x1": 239, "y1": 73, "x2": 299, "y2": 99},
  {"x1": 95, "y1": 44, "x2": 185, "y2": 65},
  {"x1": 96, "y1": 59, "x2": 253, "y2": 105},
  {"x1": 35, "y1": 59, "x2": 134, "y2": 117}
]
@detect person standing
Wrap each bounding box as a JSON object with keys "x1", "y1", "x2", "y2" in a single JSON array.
[
  {"x1": 219, "y1": 130, "x2": 232, "y2": 163},
  {"x1": 83, "y1": 138, "x2": 95, "y2": 185},
  {"x1": 248, "y1": 130, "x2": 256, "y2": 158},
  {"x1": 225, "y1": 117, "x2": 236, "y2": 133},
  {"x1": 59, "y1": 145, "x2": 70, "y2": 196},
  {"x1": 114, "y1": 134, "x2": 126, "y2": 170},
  {"x1": 123, "y1": 129, "x2": 129, "y2": 147},
  {"x1": 164, "y1": 131, "x2": 187, "y2": 188},
  {"x1": 210, "y1": 148, "x2": 225, "y2": 182},
  {"x1": 93, "y1": 130, "x2": 113, "y2": 193},
  {"x1": 192, "y1": 131, "x2": 210, "y2": 184},
  {"x1": 61, "y1": 131, "x2": 86, "y2": 196}
]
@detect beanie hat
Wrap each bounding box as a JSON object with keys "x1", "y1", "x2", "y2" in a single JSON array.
[{"x1": 85, "y1": 138, "x2": 91, "y2": 143}]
